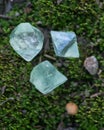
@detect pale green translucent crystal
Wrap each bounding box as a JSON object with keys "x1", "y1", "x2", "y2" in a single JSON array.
[
  {"x1": 10, "y1": 23, "x2": 44, "y2": 61},
  {"x1": 50, "y1": 31, "x2": 79, "y2": 58},
  {"x1": 30, "y1": 60, "x2": 67, "y2": 94}
]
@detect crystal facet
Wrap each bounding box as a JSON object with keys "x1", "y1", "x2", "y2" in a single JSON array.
[
  {"x1": 10, "y1": 23, "x2": 44, "y2": 61},
  {"x1": 30, "y1": 60, "x2": 67, "y2": 94},
  {"x1": 50, "y1": 31, "x2": 79, "y2": 58}
]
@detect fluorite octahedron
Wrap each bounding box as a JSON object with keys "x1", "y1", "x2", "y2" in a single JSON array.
[
  {"x1": 10, "y1": 23, "x2": 44, "y2": 61},
  {"x1": 50, "y1": 31, "x2": 79, "y2": 58},
  {"x1": 30, "y1": 60, "x2": 67, "y2": 94}
]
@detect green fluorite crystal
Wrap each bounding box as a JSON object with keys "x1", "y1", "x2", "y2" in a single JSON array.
[
  {"x1": 30, "y1": 60, "x2": 67, "y2": 94},
  {"x1": 50, "y1": 31, "x2": 79, "y2": 58},
  {"x1": 10, "y1": 23, "x2": 44, "y2": 61}
]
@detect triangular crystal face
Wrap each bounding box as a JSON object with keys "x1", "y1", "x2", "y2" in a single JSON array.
[
  {"x1": 50, "y1": 31, "x2": 79, "y2": 58},
  {"x1": 10, "y1": 23, "x2": 44, "y2": 61},
  {"x1": 30, "y1": 60, "x2": 67, "y2": 94}
]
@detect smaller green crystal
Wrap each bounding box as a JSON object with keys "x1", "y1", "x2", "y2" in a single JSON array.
[
  {"x1": 30, "y1": 60, "x2": 67, "y2": 94},
  {"x1": 50, "y1": 31, "x2": 79, "y2": 58},
  {"x1": 9, "y1": 23, "x2": 44, "y2": 61}
]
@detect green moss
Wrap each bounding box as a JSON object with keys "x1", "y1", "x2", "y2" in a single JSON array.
[{"x1": 0, "y1": 0, "x2": 104, "y2": 130}]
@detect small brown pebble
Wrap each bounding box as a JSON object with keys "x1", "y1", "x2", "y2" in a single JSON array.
[
  {"x1": 65, "y1": 102, "x2": 78, "y2": 115},
  {"x1": 84, "y1": 56, "x2": 98, "y2": 75}
]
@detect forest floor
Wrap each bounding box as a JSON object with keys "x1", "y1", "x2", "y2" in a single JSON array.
[{"x1": 0, "y1": 0, "x2": 104, "y2": 130}]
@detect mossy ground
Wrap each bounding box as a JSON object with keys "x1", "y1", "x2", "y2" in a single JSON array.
[{"x1": 0, "y1": 0, "x2": 104, "y2": 129}]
